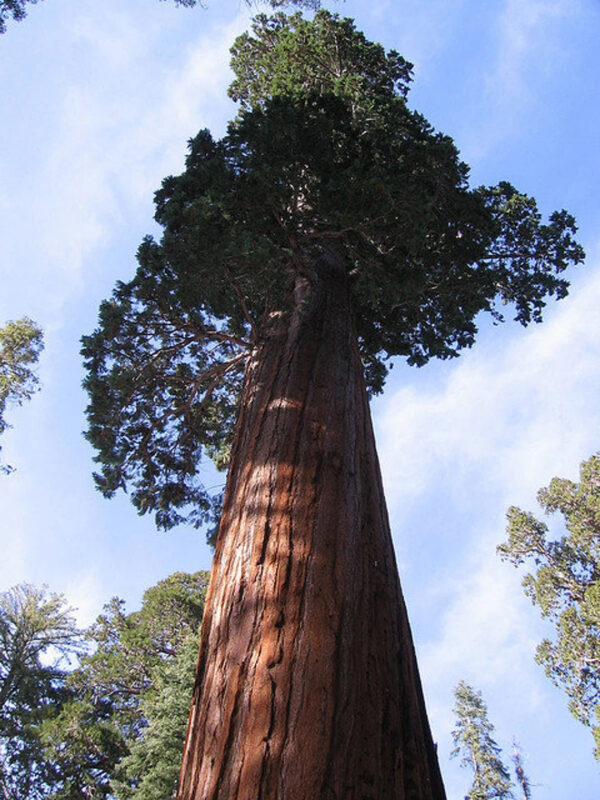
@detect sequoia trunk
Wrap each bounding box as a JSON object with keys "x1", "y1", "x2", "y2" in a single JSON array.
[{"x1": 178, "y1": 264, "x2": 446, "y2": 799}]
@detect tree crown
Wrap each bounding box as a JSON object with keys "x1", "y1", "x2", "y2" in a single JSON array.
[
  {"x1": 0, "y1": 584, "x2": 81, "y2": 799},
  {"x1": 82, "y1": 11, "x2": 584, "y2": 533}
]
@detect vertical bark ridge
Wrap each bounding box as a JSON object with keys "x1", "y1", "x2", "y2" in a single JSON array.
[{"x1": 178, "y1": 268, "x2": 446, "y2": 800}]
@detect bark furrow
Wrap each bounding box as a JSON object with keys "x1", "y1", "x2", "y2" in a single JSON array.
[{"x1": 178, "y1": 268, "x2": 446, "y2": 800}]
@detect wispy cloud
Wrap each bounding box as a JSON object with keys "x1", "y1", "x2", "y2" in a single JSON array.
[
  {"x1": 1, "y1": 5, "x2": 248, "y2": 325},
  {"x1": 377, "y1": 248, "x2": 600, "y2": 523},
  {"x1": 463, "y1": 0, "x2": 578, "y2": 159},
  {"x1": 66, "y1": 570, "x2": 107, "y2": 629},
  {"x1": 492, "y1": 0, "x2": 573, "y2": 93},
  {"x1": 357, "y1": 0, "x2": 469, "y2": 79}
]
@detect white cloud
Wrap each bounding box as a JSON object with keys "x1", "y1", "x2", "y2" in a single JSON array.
[
  {"x1": 378, "y1": 249, "x2": 600, "y2": 523},
  {"x1": 358, "y1": 0, "x2": 468, "y2": 80},
  {"x1": 0, "y1": 472, "x2": 32, "y2": 585},
  {"x1": 66, "y1": 570, "x2": 107, "y2": 629},
  {"x1": 420, "y1": 537, "x2": 543, "y2": 697},
  {"x1": 491, "y1": 0, "x2": 574, "y2": 98},
  {"x1": 0, "y1": 4, "x2": 248, "y2": 325}
]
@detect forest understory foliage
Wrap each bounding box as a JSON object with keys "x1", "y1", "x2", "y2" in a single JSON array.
[{"x1": 0, "y1": 578, "x2": 544, "y2": 799}]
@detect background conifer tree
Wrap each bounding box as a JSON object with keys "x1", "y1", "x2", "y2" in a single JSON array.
[
  {"x1": 512, "y1": 740, "x2": 532, "y2": 800},
  {"x1": 40, "y1": 571, "x2": 210, "y2": 799},
  {"x1": 0, "y1": 317, "x2": 43, "y2": 473},
  {"x1": 499, "y1": 452, "x2": 600, "y2": 758},
  {"x1": 451, "y1": 681, "x2": 514, "y2": 800},
  {"x1": 0, "y1": 584, "x2": 81, "y2": 798}
]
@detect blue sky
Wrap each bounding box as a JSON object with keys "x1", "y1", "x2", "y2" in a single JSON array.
[{"x1": 1, "y1": 0, "x2": 599, "y2": 796}]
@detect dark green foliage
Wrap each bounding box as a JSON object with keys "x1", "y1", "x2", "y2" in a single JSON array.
[
  {"x1": 0, "y1": 584, "x2": 82, "y2": 799},
  {"x1": 40, "y1": 571, "x2": 209, "y2": 798},
  {"x1": 498, "y1": 453, "x2": 600, "y2": 757},
  {"x1": 0, "y1": 0, "x2": 36, "y2": 33},
  {"x1": 0, "y1": 663, "x2": 68, "y2": 799},
  {"x1": 451, "y1": 681, "x2": 514, "y2": 800},
  {"x1": 111, "y1": 636, "x2": 200, "y2": 798},
  {"x1": 0, "y1": 574, "x2": 208, "y2": 797},
  {"x1": 38, "y1": 694, "x2": 128, "y2": 799},
  {"x1": 82, "y1": 250, "x2": 243, "y2": 532},
  {"x1": 82, "y1": 10, "x2": 583, "y2": 534},
  {"x1": 0, "y1": 317, "x2": 44, "y2": 473}
]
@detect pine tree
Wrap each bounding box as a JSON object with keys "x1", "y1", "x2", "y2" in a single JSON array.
[
  {"x1": 39, "y1": 571, "x2": 210, "y2": 799},
  {"x1": 499, "y1": 452, "x2": 600, "y2": 757},
  {"x1": 511, "y1": 740, "x2": 532, "y2": 800},
  {"x1": 0, "y1": 584, "x2": 81, "y2": 799},
  {"x1": 0, "y1": 317, "x2": 43, "y2": 473},
  {"x1": 82, "y1": 11, "x2": 583, "y2": 799},
  {"x1": 111, "y1": 636, "x2": 201, "y2": 799},
  {"x1": 451, "y1": 682, "x2": 513, "y2": 800}
]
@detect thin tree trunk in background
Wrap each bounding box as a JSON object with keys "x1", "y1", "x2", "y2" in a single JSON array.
[{"x1": 178, "y1": 259, "x2": 446, "y2": 800}]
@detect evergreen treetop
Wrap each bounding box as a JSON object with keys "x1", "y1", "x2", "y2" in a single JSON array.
[
  {"x1": 451, "y1": 681, "x2": 513, "y2": 800},
  {"x1": 82, "y1": 10, "x2": 584, "y2": 533}
]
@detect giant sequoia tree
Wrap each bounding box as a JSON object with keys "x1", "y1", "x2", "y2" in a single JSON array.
[{"x1": 82, "y1": 11, "x2": 583, "y2": 799}]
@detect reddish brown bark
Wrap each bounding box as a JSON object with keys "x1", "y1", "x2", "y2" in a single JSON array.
[{"x1": 178, "y1": 261, "x2": 446, "y2": 800}]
